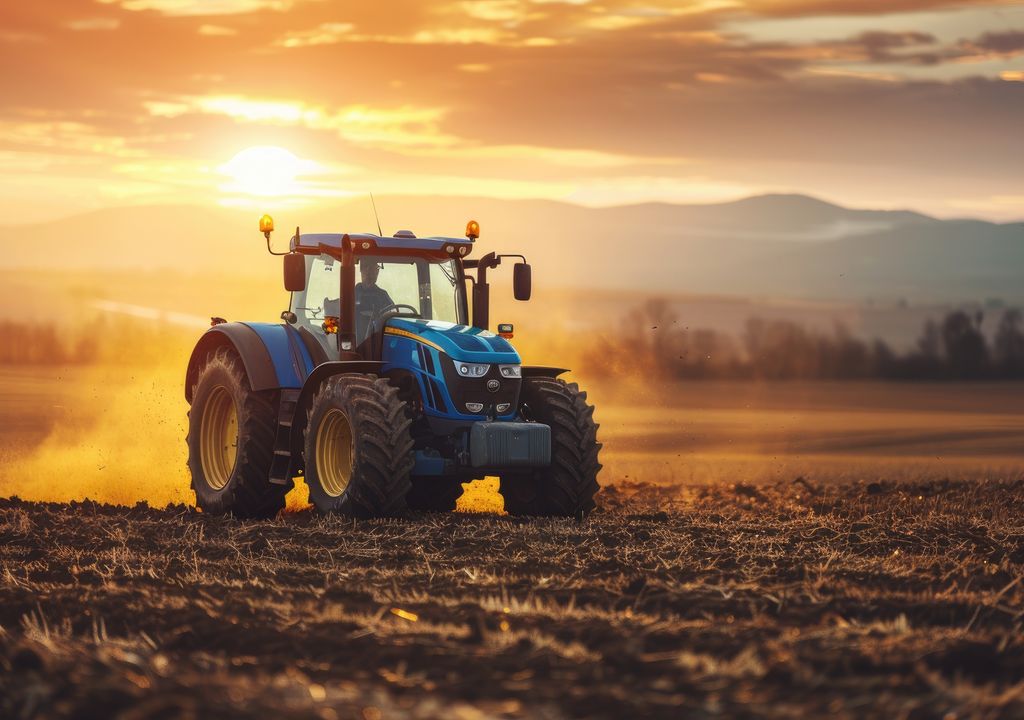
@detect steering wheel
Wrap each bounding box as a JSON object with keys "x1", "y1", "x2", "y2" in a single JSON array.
[
  {"x1": 375, "y1": 303, "x2": 421, "y2": 319},
  {"x1": 365, "y1": 303, "x2": 421, "y2": 339}
]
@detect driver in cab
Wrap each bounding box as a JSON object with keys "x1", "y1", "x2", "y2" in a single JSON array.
[{"x1": 355, "y1": 258, "x2": 395, "y2": 340}]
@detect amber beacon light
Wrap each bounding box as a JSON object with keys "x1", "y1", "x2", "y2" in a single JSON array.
[
  {"x1": 259, "y1": 214, "x2": 274, "y2": 239},
  {"x1": 465, "y1": 220, "x2": 480, "y2": 240}
]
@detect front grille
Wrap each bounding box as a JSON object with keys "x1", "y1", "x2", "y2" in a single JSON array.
[
  {"x1": 427, "y1": 377, "x2": 448, "y2": 413},
  {"x1": 440, "y1": 355, "x2": 520, "y2": 417}
]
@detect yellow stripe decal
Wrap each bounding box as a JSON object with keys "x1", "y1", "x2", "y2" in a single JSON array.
[{"x1": 384, "y1": 326, "x2": 445, "y2": 353}]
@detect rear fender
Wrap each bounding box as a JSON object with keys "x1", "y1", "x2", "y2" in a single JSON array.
[{"x1": 184, "y1": 322, "x2": 315, "y2": 403}]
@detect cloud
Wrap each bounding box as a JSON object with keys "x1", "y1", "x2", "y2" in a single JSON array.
[
  {"x1": 198, "y1": 24, "x2": 238, "y2": 36},
  {"x1": 272, "y1": 24, "x2": 561, "y2": 48},
  {"x1": 969, "y1": 30, "x2": 1024, "y2": 55},
  {"x1": 0, "y1": 119, "x2": 144, "y2": 159},
  {"x1": 0, "y1": 0, "x2": 1021, "y2": 221},
  {"x1": 162, "y1": 96, "x2": 462, "y2": 149},
  {"x1": 144, "y1": 94, "x2": 682, "y2": 170},
  {"x1": 733, "y1": 0, "x2": 1024, "y2": 18},
  {"x1": 274, "y1": 22, "x2": 354, "y2": 47},
  {"x1": 66, "y1": 18, "x2": 122, "y2": 31},
  {"x1": 96, "y1": 0, "x2": 307, "y2": 16}
]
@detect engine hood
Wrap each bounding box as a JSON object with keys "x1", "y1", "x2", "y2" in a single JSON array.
[{"x1": 384, "y1": 318, "x2": 520, "y2": 364}]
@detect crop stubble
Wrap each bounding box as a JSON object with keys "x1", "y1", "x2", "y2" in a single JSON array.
[{"x1": 0, "y1": 479, "x2": 1022, "y2": 719}]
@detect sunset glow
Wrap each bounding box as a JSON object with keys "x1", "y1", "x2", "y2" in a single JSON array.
[
  {"x1": 0, "y1": 1, "x2": 1021, "y2": 223},
  {"x1": 219, "y1": 146, "x2": 320, "y2": 198}
]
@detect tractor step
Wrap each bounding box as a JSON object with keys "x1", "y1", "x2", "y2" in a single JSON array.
[{"x1": 269, "y1": 389, "x2": 301, "y2": 486}]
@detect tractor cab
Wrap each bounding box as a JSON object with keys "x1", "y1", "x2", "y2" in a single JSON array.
[
  {"x1": 183, "y1": 214, "x2": 600, "y2": 520},
  {"x1": 283, "y1": 229, "x2": 477, "y2": 365}
]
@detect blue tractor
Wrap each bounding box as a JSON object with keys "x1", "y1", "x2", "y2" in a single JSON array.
[{"x1": 184, "y1": 216, "x2": 601, "y2": 519}]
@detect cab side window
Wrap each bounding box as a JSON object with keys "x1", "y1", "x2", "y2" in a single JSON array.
[{"x1": 292, "y1": 255, "x2": 338, "y2": 358}]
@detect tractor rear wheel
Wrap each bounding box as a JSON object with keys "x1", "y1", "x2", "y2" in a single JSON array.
[
  {"x1": 407, "y1": 476, "x2": 465, "y2": 512},
  {"x1": 187, "y1": 347, "x2": 287, "y2": 519},
  {"x1": 499, "y1": 378, "x2": 602, "y2": 518},
  {"x1": 303, "y1": 375, "x2": 414, "y2": 517}
]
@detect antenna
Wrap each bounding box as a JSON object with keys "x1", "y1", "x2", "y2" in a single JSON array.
[{"x1": 369, "y1": 193, "x2": 383, "y2": 237}]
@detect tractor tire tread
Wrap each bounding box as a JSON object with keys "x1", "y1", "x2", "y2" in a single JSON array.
[
  {"x1": 499, "y1": 377, "x2": 601, "y2": 518},
  {"x1": 304, "y1": 374, "x2": 413, "y2": 517},
  {"x1": 187, "y1": 346, "x2": 287, "y2": 519}
]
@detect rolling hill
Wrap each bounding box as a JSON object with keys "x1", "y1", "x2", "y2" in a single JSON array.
[{"x1": 2, "y1": 194, "x2": 1020, "y2": 304}]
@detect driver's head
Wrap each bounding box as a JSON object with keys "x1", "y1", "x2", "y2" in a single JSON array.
[{"x1": 359, "y1": 258, "x2": 380, "y2": 286}]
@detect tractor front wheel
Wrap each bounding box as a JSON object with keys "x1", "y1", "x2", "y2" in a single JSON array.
[
  {"x1": 187, "y1": 347, "x2": 287, "y2": 519},
  {"x1": 499, "y1": 378, "x2": 602, "y2": 518},
  {"x1": 303, "y1": 375, "x2": 414, "y2": 517}
]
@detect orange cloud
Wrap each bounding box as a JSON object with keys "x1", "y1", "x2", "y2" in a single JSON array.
[{"x1": 0, "y1": 0, "x2": 1021, "y2": 223}]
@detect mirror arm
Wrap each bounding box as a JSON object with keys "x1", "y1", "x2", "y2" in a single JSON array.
[
  {"x1": 267, "y1": 226, "x2": 300, "y2": 256},
  {"x1": 266, "y1": 235, "x2": 288, "y2": 256}
]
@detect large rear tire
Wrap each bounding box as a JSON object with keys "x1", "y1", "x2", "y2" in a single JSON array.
[
  {"x1": 187, "y1": 347, "x2": 287, "y2": 519},
  {"x1": 499, "y1": 378, "x2": 602, "y2": 518},
  {"x1": 303, "y1": 375, "x2": 414, "y2": 517}
]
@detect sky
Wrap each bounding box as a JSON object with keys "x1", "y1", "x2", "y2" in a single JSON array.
[{"x1": 1, "y1": 0, "x2": 1022, "y2": 224}]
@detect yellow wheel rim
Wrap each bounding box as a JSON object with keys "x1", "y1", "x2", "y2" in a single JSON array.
[
  {"x1": 316, "y1": 408, "x2": 354, "y2": 497},
  {"x1": 200, "y1": 386, "x2": 238, "y2": 491}
]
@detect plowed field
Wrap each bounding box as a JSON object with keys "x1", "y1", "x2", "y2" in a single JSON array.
[{"x1": 2, "y1": 479, "x2": 1022, "y2": 719}]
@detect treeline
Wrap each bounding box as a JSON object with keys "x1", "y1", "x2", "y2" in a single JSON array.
[
  {"x1": 582, "y1": 299, "x2": 1024, "y2": 381},
  {"x1": 0, "y1": 318, "x2": 194, "y2": 365},
  {"x1": 5, "y1": 303, "x2": 1024, "y2": 380},
  {"x1": 0, "y1": 322, "x2": 103, "y2": 365}
]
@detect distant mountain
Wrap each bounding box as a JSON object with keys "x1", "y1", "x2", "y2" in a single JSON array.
[{"x1": 2, "y1": 194, "x2": 1020, "y2": 303}]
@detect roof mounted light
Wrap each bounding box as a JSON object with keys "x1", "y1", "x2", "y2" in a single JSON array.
[
  {"x1": 259, "y1": 214, "x2": 274, "y2": 239},
  {"x1": 465, "y1": 219, "x2": 479, "y2": 240},
  {"x1": 260, "y1": 214, "x2": 288, "y2": 256}
]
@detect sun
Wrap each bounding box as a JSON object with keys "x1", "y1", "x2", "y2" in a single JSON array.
[{"x1": 219, "y1": 145, "x2": 319, "y2": 198}]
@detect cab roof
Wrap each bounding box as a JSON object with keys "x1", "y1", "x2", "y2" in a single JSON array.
[{"x1": 290, "y1": 231, "x2": 474, "y2": 256}]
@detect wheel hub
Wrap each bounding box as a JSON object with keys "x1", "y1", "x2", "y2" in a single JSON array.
[
  {"x1": 200, "y1": 386, "x2": 238, "y2": 491},
  {"x1": 316, "y1": 408, "x2": 354, "y2": 497}
]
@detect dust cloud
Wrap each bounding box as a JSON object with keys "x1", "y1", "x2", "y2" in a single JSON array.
[
  {"x1": 0, "y1": 360, "x2": 508, "y2": 513},
  {"x1": 0, "y1": 364, "x2": 192, "y2": 506}
]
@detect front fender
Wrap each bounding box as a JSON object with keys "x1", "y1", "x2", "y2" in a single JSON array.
[{"x1": 521, "y1": 366, "x2": 569, "y2": 379}]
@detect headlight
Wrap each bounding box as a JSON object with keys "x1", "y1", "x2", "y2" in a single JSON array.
[
  {"x1": 457, "y1": 362, "x2": 490, "y2": 377},
  {"x1": 499, "y1": 364, "x2": 521, "y2": 378}
]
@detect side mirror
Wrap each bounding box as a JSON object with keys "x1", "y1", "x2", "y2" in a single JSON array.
[
  {"x1": 284, "y1": 253, "x2": 306, "y2": 292},
  {"x1": 513, "y1": 262, "x2": 532, "y2": 301}
]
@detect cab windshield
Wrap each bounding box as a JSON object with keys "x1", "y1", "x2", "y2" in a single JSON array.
[{"x1": 292, "y1": 254, "x2": 465, "y2": 349}]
